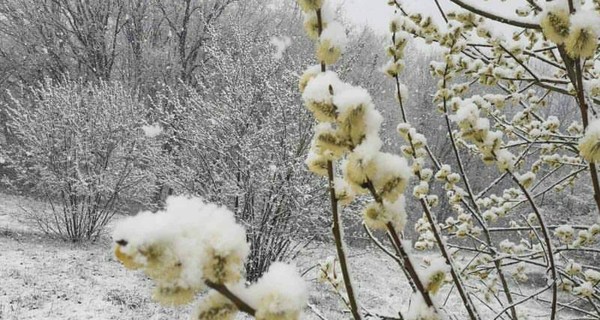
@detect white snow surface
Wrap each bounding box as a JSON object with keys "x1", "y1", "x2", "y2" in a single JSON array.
[
  {"x1": 141, "y1": 123, "x2": 162, "y2": 138},
  {"x1": 319, "y1": 21, "x2": 348, "y2": 50},
  {"x1": 269, "y1": 36, "x2": 292, "y2": 60}
]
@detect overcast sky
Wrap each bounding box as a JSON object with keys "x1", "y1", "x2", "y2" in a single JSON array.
[{"x1": 336, "y1": 0, "x2": 522, "y2": 34}]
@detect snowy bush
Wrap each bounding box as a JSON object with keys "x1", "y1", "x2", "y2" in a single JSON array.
[
  {"x1": 5, "y1": 80, "x2": 157, "y2": 241},
  {"x1": 146, "y1": 24, "x2": 323, "y2": 281}
]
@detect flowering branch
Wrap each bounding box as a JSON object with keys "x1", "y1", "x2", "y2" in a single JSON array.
[
  {"x1": 448, "y1": 0, "x2": 541, "y2": 29},
  {"x1": 204, "y1": 280, "x2": 256, "y2": 316},
  {"x1": 508, "y1": 171, "x2": 558, "y2": 320},
  {"x1": 299, "y1": 1, "x2": 362, "y2": 318}
]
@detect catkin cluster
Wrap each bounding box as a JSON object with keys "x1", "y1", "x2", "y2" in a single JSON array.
[
  {"x1": 112, "y1": 196, "x2": 307, "y2": 320},
  {"x1": 298, "y1": 0, "x2": 411, "y2": 232}
]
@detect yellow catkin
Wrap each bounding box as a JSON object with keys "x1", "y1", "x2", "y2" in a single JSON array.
[
  {"x1": 298, "y1": 68, "x2": 319, "y2": 93},
  {"x1": 565, "y1": 26, "x2": 598, "y2": 59},
  {"x1": 378, "y1": 176, "x2": 406, "y2": 202},
  {"x1": 139, "y1": 244, "x2": 184, "y2": 284},
  {"x1": 540, "y1": 10, "x2": 570, "y2": 44},
  {"x1": 579, "y1": 125, "x2": 600, "y2": 163},
  {"x1": 316, "y1": 39, "x2": 342, "y2": 65},
  {"x1": 255, "y1": 292, "x2": 301, "y2": 320},
  {"x1": 314, "y1": 130, "x2": 348, "y2": 158},
  {"x1": 114, "y1": 245, "x2": 142, "y2": 270},
  {"x1": 303, "y1": 16, "x2": 326, "y2": 40},
  {"x1": 152, "y1": 285, "x2": 195, "y2": 306},
  {"x1": 365, "y1": 163, "x2": 408, "y2": 201},
  {"x1": 426, "y1": 271, "x2": 446, "y2": 294},
  {"x1": 305, "y1": 154, "x2": 327, "y2": 176},
  {"x1": 297, "y1": 0, "x2": 322, "y2": 13},
  {"x1": 342, "y1": 156, "x2": 369, "y2": 192},
  {"x1": 203, "y1": 249, "x2": 243, "y2": 285},
  {"x1": 338, "y1": 104, "x2": 368, "y2": 147},
  {"x1": 363, "y1": 203, "x2": 386, "y2": 230},
  {"x1": 193, "y1": 292, "x2": 238, "y2": 320},
  {"x1": 306, "y1": 101, "x2": 336, "y2": 122}
]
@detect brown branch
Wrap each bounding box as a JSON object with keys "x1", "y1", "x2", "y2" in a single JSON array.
[
  {"x1": 205, "y1": 280, "x2": 255, "y2": 316},
  {"x1": 448, "y1": 0, "x2": 541, "y2": 29},
  {"x1": 328, "y1": 161, "x2": 362, "y2": 320},
  {"x1": 386, "y1": 222, "x2": 436, "y2": 308},
  {"x1": 493, "y1": 284, "x2": 554, "y2": 320},
  {"x1": 429, "y1": 48, "x2": 505, "y2": 320},
  {"x1": 314, "y1": 7, "x2": 362, "y2": 319},
  {"x1": 362, "y1": 180, "x2": 436, "y2": 311},
  {"x1": 556, "y1": 45, "x2": 600, "y2": 215},
  {"x1": 508, "y1": 171, "x2": 558, "y2": 320}
]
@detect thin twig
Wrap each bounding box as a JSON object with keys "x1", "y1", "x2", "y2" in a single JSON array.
[{"x1": 205, "y1": 280, "x2": 256, "y2": 316}]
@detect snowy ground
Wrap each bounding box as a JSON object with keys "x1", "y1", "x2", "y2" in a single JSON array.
[{"x1": 0, "y1": 193, "x2": 567, "y2": 319}]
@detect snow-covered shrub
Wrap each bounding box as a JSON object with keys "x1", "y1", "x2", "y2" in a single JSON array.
[
  {"x1": 4, "y1": 79, "x2": 157, "y2": 241},
  {"x1": 146, "y1": 23, "x2": 322, "y2": 281},
  {"x1": 113, "y1": 195, "x2": 308, "y2": 319}
]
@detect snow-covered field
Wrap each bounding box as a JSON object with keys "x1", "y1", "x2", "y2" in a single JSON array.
[
  {"x1": 0, "y1": 193, "x2": 410, "y2": 319},
  {"x1": 0, "y1": 192, "x2": 561, "y2": 319}
]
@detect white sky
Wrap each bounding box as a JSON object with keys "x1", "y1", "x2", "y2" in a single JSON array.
[{"x1": 335, "y1": 0, "x2": 522, "y2": 34}]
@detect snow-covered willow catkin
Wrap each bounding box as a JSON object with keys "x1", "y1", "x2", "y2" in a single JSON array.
[
  {"x1": 302, "y1": 71, "x2": 345, "y2": 122},
  {"x1": 516, "y1": 171, "x2": 536, "y2": 189},
  {"x1": 363, "y1": 196, "x2": 407, "y2": 231},
  {"x1": 422, "y1": 258, "x2": 450, "y2": 295},
  {"x1": 449, "y1": 98, "x2": 516, "y2": 172},
  {"x1": 574, "y1": 282, "x2": 595, "y2": 297},
  {"x1": 334, "y1": 177, "x2": 356, "y2": 206},
  {"x1": 316, "y1": 21, "x2": 348, "y2": 65},
  {"x1": 313, "y1": 123, "x2": 348, "y2": 159},
  {"x1": 113, "y1": 245, "x2": 142, "y2": 270},
  {"x1": 298, "y1": 65, "x2": 321, "y2": 93},
  {"x1": 153, "y1": 286, "x2": 196, "y2": 306},
  {"x1": 579, "y1": 118, "x2": 600, "y2": 162},
  {"x1": 301, "y1": 4, "x2": 332, "y2": 40},
  {"x1": 297, "y1": 0, "x2": 322, "y2": 12},
  {"x1": 333, "y1": 87, "x2": 381, "y2": 147},
  {"x1": 305, "y1": 150, "x2": 329, "y2": 176},
  {"x1": 303, "y1": 11, "x2": 325, "y2": 40},
  {"x1": 540, "y1": 3, "x2": 570, "y2": 44},
  {"x1": 112, "y1": 196, "x2": 250, "y2": 306},
  {"x1": 191, "y1": 291, "x2": 237, "y2": 320},
  {"x1": 202, "y1": 247, "x2": 245, "y2": 284},
  {"x1": 383, "y1": 60, "x2": 405, "y2": 77},
  {"x1": 342, "y1": 153, "x2": 369, "y2": 191},
  {"x1": 317, "y1": 256, "x2": 341, "y2": 286},
  {"x1": 340, "y1": 135, "x2": 383, "y2": 193},
  {"x1": 245, "y1": 263, "x2": 308, "y2": 320},
  {"x1": 565, "y1": 12, "x2": 599, "y2": 59},
  {"x1": 366, "y1": 152, "x2": 412, "y2": 202},
  {"x1": 113, "y1": 196, "x2": 309, "y2": 317}
]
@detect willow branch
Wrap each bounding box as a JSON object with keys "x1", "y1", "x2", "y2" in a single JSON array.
[
  {"x1": 558, "y1": 45, "x2": 600, "y2": 215},
  {"x1": 314, "y1": 7, "x2": 363, "y2": 319},
  {"x1": 448, "y1": 0, "x2": 541, "y2": 29},
  {"x1": 363, "y1": 180, "x2": 436, "y2": 310},
  {"x1": 493, "y1": 284, "x2": 553, "y2": 320},
  {"x1": 386, "y1": 222, "x2": 436, "y2": 309},
  {"x1": 508, "y1": 171, "x2": 558, "y2": 320},
  {"x1": 205, "y1": 280, "x2": 256, "y2": 316},
  {"x1": 440, "y1": 51, "x2": 517, "y2": 320}
]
